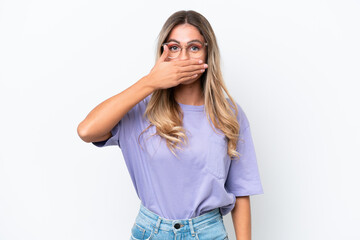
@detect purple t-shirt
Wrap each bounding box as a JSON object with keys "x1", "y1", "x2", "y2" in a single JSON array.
[{"x1": 92, "y1": 93, "x2": 264, "y2": 219}]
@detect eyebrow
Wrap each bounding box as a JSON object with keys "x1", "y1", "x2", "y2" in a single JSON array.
[{"x1": 167, "y1": 39, "x2": 204, "y2": 44}]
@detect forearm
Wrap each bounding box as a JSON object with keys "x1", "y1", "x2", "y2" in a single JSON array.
[
  {"x1": 78, "y1": 75, "x2": 155, "y2": 142},
  {"x1": 231, "y1": 196, "x2": 251, "y2": 240}
]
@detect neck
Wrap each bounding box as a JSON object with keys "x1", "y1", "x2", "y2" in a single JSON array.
[{"x1": 174, "y1": 79, "x2": 204, "y2": 106}]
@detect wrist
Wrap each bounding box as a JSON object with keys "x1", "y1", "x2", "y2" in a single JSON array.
[{"x1": 140, "y1": 74, "x2": 157, "y2": 92}]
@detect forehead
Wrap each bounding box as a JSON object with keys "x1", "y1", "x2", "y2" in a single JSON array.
[{"x1": 166, "y1": 23, "x2": 204, "y2": 43}]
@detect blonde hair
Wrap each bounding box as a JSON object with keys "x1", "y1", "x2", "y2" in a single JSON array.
[{"x1": 138, "y1": 10, "x2": 243, "y2": 160}]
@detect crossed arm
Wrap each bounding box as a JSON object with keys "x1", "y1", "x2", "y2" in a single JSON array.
[{"x1": 231, "y1": 196, "x2": 251, "y2": 240}]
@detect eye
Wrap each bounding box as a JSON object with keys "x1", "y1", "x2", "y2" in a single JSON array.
[
  {"x1": 168, "y1": 44, "x2": 180, "y2": 51},
  {"x1": 189, "y1": 44, "x2": 201, "y2": 52}
]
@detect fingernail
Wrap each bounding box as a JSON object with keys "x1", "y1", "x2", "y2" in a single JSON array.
[{"x1": 199, "y1": 60, "x2": 203, "y2": 64}]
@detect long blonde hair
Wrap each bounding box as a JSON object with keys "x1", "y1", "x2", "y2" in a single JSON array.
[{"x1": 139, "y1": 10, "x2": 242, "y2": 160}]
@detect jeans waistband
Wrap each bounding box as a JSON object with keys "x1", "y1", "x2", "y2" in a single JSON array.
[{"x1": 137, "y1": 202, "x2": 223, "y2": 235}]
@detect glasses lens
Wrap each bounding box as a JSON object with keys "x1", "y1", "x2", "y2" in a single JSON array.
[
  {"x1": 166, "y1": 43, "x2": 180, "y2": 59},
  {"x1": 188, "y1": 43, "x2": 205, "y2": 59},
  {"x1": 163, "y1": 42, "x2": 207, "y2": 59}
]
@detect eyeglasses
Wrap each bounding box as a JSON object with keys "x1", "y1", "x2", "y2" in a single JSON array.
[{"x1": 161, "y1": 41, "x2": 208, "y2": 59}]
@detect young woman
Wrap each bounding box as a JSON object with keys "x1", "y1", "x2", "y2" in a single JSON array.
[{"x1": 78, "y1": 10, "x2": 264, "y2": 240}]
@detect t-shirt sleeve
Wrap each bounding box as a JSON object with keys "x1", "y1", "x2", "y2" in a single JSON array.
[
  {"x1": 225, "y1": 102, "x2": 264, "y2": 196},
  {"x1": 91, "y1": 120, "x2": 122, "y2": 148},
  {"x1": 91, "y1": 99, "x2": 143, "y2": 149}
]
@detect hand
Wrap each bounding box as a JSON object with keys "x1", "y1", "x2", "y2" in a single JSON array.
[{"x1": 146, "y1": 44, "x2": 208, "y2": 90}]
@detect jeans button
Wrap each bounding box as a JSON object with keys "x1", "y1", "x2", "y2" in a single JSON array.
[{"x1": 174, "y1": 223, "x2": 180, "y2": 229}]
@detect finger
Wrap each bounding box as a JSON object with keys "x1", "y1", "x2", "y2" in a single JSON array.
[
  {"x1": 179, "y1": 63, "x2": 207, "y2": 73},
  {"x1": 159, "y1": 44, "x2": 169, "y2": 62},
  {"x1": 174, "y1": 58, "x2": 204, "y2": 67},
  {"x1": 178, "y1": 73, "x2": 199, "y2": 82},
  {"x1": 178, "y1": 68, "x2": 206, "y2": 78}
]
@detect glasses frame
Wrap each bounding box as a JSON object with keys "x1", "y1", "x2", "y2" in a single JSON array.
[{"x1": 161, "y1": 41, "x2": 208, "y2": 59}]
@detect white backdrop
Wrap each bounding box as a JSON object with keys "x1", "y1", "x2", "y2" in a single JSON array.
[{"x1": 1, "y1": 0, "x2": 359, "y2": 239}]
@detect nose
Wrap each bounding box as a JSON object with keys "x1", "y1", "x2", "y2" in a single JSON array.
[{"x1": 179, "y1": 48, "x2": 190, "y2": 60}]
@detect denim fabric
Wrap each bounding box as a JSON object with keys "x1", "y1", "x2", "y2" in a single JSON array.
[{"x1": 130, "y1": 202, "x2": 229, "y2": 240}]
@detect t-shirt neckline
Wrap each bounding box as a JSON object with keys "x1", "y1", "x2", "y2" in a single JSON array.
[{"x1": 178, "y1": 102, "x2": 205, "y2": 112}]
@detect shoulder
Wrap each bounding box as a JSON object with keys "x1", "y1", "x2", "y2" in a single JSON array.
[
  {"x1": 133, "y1": 93, "x2": 152, "y2": 112},
  {"x1": 139, "y1": 93, "x2": 152, "y2": 112},
  {"x1": 144, "y1": 93, "x2": 152, "y2": 104},
  {"x1": 225, "y1": 97, "x2": 250, "y2": 130}
]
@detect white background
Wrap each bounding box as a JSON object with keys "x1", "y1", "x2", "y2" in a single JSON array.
[{"x1": 1, "y1": 0, "x2": 359, "y2": 239}]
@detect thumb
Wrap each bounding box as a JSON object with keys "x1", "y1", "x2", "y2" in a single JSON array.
[{"x1": 159, "y1": 44, "x2": 169, "y2": 62}]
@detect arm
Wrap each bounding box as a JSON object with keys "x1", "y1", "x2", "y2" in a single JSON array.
[
  {"x1": 77, "y1": 45, "x2": 206, "y2": 144},
  {"x1": 77, "y1": 75, "x2": 155, "y2": 143},
  {"x1": 231, "y1": 196, "x2": 251, "y2": 240}
]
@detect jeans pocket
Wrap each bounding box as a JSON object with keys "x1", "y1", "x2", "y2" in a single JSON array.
[
  {"x1": 130, "y1": 221, "x2": 155, "y2": 240},
  {"x1": 131, "y1": 222, "x2": 145, "y2": 240},
  {"x1": 196, "y1": 216, "x2": 228, "y2": 240}
]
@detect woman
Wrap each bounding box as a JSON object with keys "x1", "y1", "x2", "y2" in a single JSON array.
[{"x1": 78, "y1": 10, "x2": 264, "y2": 240}]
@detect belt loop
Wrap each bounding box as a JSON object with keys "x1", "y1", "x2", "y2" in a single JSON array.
[
  {"x1": 154, "y1": 216, "x2": 162, "y2": 234},
  {"x1": 188, "y1": 218, "x2": 195, "y2": 237}
]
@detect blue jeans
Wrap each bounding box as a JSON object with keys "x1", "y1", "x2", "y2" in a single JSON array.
[{"x1": 130, "y1": 202, "x2": 229, "y2": 240}]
